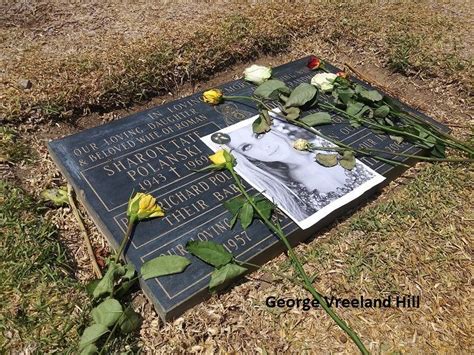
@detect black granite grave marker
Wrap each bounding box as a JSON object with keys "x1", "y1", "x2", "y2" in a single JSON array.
[{"x1": 48, "y1": 57, "x2": 447, "y2": 320}]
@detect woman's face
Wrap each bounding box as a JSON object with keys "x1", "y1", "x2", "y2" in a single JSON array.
[{"x1": 228, "y1": 127, "x2": 292, "y2": 162}]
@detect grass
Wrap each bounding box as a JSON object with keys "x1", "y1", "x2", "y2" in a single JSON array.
[
  {"x1": 337, "y1": 164, "x2": 470, "y2": 290},
  {"x1": 0, "y1": 182, "x2": 87, "y2": 352},
  {"x1": 0, "y1": 127, "x2": 33, "y2": 163},
  {"x1": 387, "y1": 33, "x2": 421, "y2": 74},
  {"x1": 292, "y1": 163, "x2": 472, "y2": 351},
  {"x1": 2, "y1": 9, "x2": 301, "y2": 122},
  {"x1": 2, "y1": 2, "x2": 472, "y2": 123}
]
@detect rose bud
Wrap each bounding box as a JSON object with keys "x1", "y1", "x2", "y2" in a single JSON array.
[
  {"x1": 337, "y1": 71, "x2": 348, "y2": 79},
  {"x1": 209, "y1": 149, "x2": 235, "y2": 170},
  {"x1": 203, "y1": 89, "x2": 223, "y2": 105},
  {"x1": 293, "y1": 138, "x2": 311, "y2": 151},
  {"x1": 127, "y1": 193, "x2": 164, "y2": 222},
  {"x1": 307, "y1": 56, "x2": 321, "y2": 70}
]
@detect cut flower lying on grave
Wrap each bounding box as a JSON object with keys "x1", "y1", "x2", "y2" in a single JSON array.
[
  {"x1": 209, "y1": 149, "x2": 235, "y2": 169},
  {"x1": 243, "y1": 64, "x2": 272, "y2": 85},
  {"x1": 202, "y1": 89, "x2": 223, "y2": 105},
  {"x1": 310, "y1": 72, "x2": 338, "y2": 92},
  {"x1": 127, "y1": 192, "x2": 164, "y2": 222},
  {"x1": 307, "y1": 55, "x2": 321, "y2": 70},
  {"x1": 195, "y1": 149, "x2": 369, "y2": 353},
  {"x1": 201, "y1": 56, "x2": 474, "y2": 171},
  {"x1": 79, "y1": 191, "x2": 190, "y2": 353}
]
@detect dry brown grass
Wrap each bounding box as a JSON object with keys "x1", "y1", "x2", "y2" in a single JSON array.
[{"x1": 1, "y1": 1, "x2": 472, "y2": 122}]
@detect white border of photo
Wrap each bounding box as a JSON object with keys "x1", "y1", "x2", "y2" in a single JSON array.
[{"x1": 201, "y1": 111, "x2": 386, "y2": 230}]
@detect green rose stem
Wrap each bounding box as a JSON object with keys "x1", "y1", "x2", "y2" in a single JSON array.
[
  {"x1": 227, "y1": 166, "x2": 369, "y2": 354},
  {"x1": 392, "y1": 110, "x2": 474, "y2": 154},
  {"x1": 319, "y1": 102, "x2": 427, "y2": 142},
  {"x1": 282, "y1": 116, "x2": 406, "y2": 167},
  {"x1": 236, "y1": 260, "x2": 304, "y2": 287},
  {"x1": 307, "y1": 145, "x2": 474, "y2": 163},
  {"x1": 319, "y1": 102, "x2": 474, "y2": 157},
  {"x1": 287, "y1": 100, "x2": 471, "y2": 161},
  {"x1": 384, "y1": 104, "x2": 471, "y2": 146},
  {"x1": 113, "y1": 216, "x2": 137, "y2": 263}
]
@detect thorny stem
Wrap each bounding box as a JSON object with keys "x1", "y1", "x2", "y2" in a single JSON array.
[
  {"x1": 393, "y1": 110, "x2": 474, "y2": 154},
  {"x1": 284, "y1": 115, "x2": 408, "y2": 167},
  {"x1": 320, "y1": 102, "x2": 427, "y2": 142},
  {"x1": 228, "y1": 167, "x2": 369, "y2": 354}
]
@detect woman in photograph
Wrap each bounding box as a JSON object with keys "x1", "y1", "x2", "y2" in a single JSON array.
[{"x1": 226, "y1": 119, "x2": 375, "y2": 221}]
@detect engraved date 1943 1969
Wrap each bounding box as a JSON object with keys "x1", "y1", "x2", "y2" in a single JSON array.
[{"x1": 137, "y1": 154, "x2": 210, "y2": 191}]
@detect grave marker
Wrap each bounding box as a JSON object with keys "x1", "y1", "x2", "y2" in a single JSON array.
[{"x1": 48, "y1": 57, "x2": 447, "y2": 320}]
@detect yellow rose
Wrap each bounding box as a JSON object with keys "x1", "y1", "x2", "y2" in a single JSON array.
[
  {"x1": 209, "y1": 150, "x2": 227, "y2": 165},
  {"x1": 127, "y1": 192, "x2": 164, "y2": 222},
  {"x1": 203, "y1": 89, "x2": 223, "y2": 105},
  {"x1": 208, "y1": 149, "x2": 235, "y2": 169}
]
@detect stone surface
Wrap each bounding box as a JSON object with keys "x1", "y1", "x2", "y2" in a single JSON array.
[{"x1": 48, "y1": 56, "x2": 447, "y2": 320}]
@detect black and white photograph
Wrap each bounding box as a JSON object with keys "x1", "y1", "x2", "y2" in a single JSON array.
[{"x1": 201, "y1": 115, "x2": 386, "y2": 229}]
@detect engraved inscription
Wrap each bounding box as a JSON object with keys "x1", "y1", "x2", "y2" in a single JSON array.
[{"x1": 81, "y1": 123, "x2": 219, "y2": 211}]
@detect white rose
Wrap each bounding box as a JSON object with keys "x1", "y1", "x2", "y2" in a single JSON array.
[
  {"x1": 310, "y1": 73, "x2": 338, "y2": 92},
  {"x1": 243, "y1": 64, "x2": 272, "y2": 85}
]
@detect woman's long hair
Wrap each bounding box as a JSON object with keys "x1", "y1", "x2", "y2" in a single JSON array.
[{"x1": 230, "y1": 149, "x2": 310, "y2": 221}]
